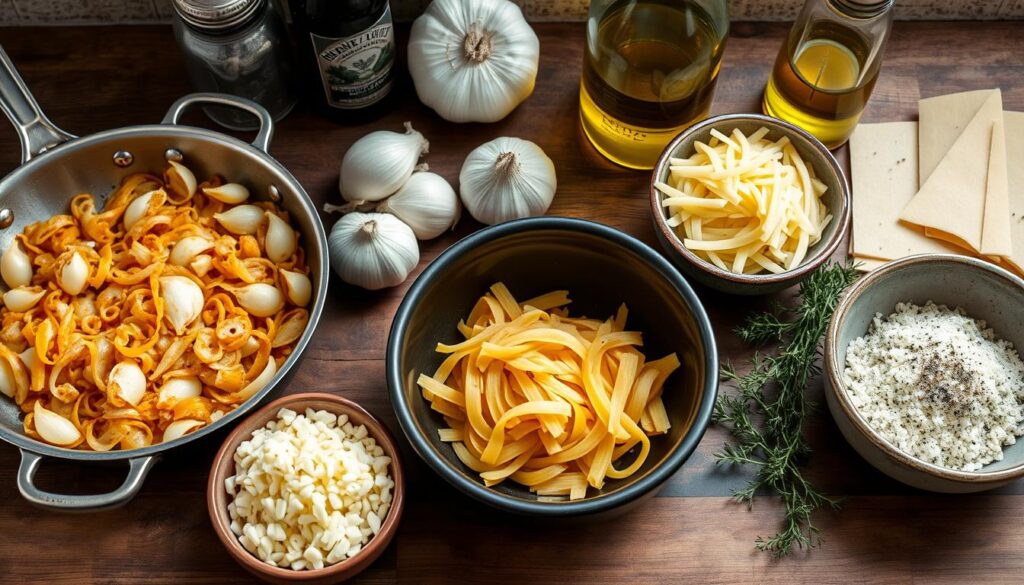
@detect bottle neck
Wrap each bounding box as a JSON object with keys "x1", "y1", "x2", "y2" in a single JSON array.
[{"x1": 827, "y1": 0, "x2": 894, "y2": 19}]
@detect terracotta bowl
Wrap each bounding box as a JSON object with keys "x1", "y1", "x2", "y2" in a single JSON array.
[
  {"x1": 648, "y1": 113, "x2": 851, "y2": 296},
  {"x1": 824, "y1": 254, "x2": 1024, "y2": 492},
  {"x1": 207, "y1": 393, "x2": 405, "y2": 584}
]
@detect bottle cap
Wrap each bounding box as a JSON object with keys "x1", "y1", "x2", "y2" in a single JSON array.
[
  {"x1": 833, "y1": 0, "x2": 894, "y2": 18},
  {"x1": 172, "y1": 0, "x2": 263, "y2": 31}
]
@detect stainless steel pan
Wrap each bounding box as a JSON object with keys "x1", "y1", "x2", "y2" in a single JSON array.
[{"x1": 0, "y1": 47, "x2": 329, "y2": 511}]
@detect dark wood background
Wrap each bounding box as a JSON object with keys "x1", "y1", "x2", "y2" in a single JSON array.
[{"x1": 0, "y1": 20, "x2": 1023, "y2": 584}]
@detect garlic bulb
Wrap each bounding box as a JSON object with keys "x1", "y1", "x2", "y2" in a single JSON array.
[
  {"x1": 232, "y1": 283, "x2": 284, "y2": 317},
  {"x1": 214, "y1": 204, "x2": 264, "y2": 235},
  {"x1": 203, "y1": 183, "x2": 249, "y2": 204},
  {"x1": 166, "y1": 161, "x2": 197, "y2": 198},
  {"x1": 280, "y1": 269, "x2": 311, "y2": 307},
  {"x1": 108, "y1": 361, "x2": 146, "y2": 406},
  {"x1": 57, "y1": 250, "x2": 90, "y2": 295},
  {"x1": 339, "y1": 122, "x2": 429, "y2": 203},
  {"x1": 408, "y1": 0, "x2": 539, "y2": 123},
  {"x1": 162, "y1": 419, "x2": 204, "y2": 443},
  {"x1": 33, "y1": 401, "x2": 81, "y2": 446},
  {"x1": 3, "y1": 286, "x2": 45, "y2": 313},
  {"x1": 2, "y1": 240, "x2": 33, "y2": 288},
  {"x1": 124, "y1": 190, "x2": 160, "y2": 230},
  {"x1": 377, "y1": 171, "x2": 460, "y2": 240},
  {"x1": 459, "y1": 137, "x2": 557, "y2": 225},
  {"x1": 158, "y1": 376, "x2": 202, "y2": 408},
  {"x1": 264, "y1": 212, "x2": 296, "y2": 263},
  {"x1": 169, "y1": 236, "x2": 214, "y2": 266},
  {"x1": 328, "y1": 212, "x2": 419, "y2": 290},
  {"x1": 160, "y1": 275, "x2": 204, "y2": 335}
]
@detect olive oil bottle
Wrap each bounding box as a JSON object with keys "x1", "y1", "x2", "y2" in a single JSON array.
[
  {"x1": 580, "y1": 0, "x2": 729, "y2": 170},
  {"x1": 763, "y1": 0, "x2": 894, "y2": 149}
]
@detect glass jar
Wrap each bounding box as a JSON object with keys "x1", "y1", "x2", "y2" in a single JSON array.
[
  {"x1": 763, "y1": 0, "x2": 894, "y2": 149},
  {"x1": 171, "y1": 0, "x2": 297, "y2": 131},
  {"x1": 579, "y1": 0, "x2": 729, "y2": 170}
]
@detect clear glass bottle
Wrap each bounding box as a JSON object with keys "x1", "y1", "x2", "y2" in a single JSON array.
[
  {"x1": 580, "y1": 0, "x2": 729, "y2": 170},
  {"x1": 763, "y1": 0, "x2": 894, "y2": 149},
  {"x1": 171, "y1": 0, "x2": 297, "y2": 131}
]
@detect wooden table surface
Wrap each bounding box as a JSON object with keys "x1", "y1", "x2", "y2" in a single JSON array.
[{"x1": 0, "y1": 20, "x2": 1022, "y2": 584}]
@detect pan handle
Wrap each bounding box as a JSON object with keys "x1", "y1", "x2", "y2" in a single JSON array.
[
  {"x1": 0, "y1": 46, "x2": 76, "y2": 164},
  {"x1": 17, "y1": 450, "x2": 159, "y2": 512},
  {"x1": 162, "y1": 93, "x2": 274, "y2": 154}
]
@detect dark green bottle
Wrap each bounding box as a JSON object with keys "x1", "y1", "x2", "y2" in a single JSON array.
[{"x1": 290, "y1": 0, "x2": 396, "y2": 117}]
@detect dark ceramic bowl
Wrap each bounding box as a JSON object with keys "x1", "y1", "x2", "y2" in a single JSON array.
[
  {"x1": 386, "y1": 217, "x2": 718, "y2": 516},
  {"x1": 649, "y1": 113, "x2": 851, "y2": 296}
]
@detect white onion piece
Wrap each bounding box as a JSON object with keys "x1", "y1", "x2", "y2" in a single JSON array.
[
  {"x1": 162, "y1": 418, "x2": 204, "y2": 443},
  {"x1": 237, "y1": 357, "x2": 276, "y2": 400}
]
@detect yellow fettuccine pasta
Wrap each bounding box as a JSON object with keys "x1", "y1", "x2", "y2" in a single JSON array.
[{"x1": 417, "y1": 283, "x2": 680, "y2": 500}]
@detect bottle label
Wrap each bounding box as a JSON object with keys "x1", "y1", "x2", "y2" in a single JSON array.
[{"x1": 310, "y1": 5, "x2": 394, "y2": 109}]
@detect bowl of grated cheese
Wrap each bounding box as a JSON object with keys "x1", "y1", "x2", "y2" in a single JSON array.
[
  {"x1": 649, "y1": 113, "x2": 851, "y2": 296},
  {"x1": 825, "y1": 254, "x2": 1024, "y2": 493}
]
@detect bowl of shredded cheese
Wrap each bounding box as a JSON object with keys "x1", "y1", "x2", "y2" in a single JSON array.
[
  {"x1": 825, "y1": 254, "x2": 1024, "y2": 493},
  {"x1": 208, "y1": 392, "x2": 404, "y2": 583},
  {"x1": 649, "y1": 113, "x2": 851, "y2": 295},
  {"x1": 387, "y1": 217, "x2": 718, "y2": 516}
]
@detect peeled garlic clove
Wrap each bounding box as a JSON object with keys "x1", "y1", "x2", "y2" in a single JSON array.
[
  {"x1": 214, "y1": 205, "x2": 264, "y2": 235},
  {"x1": 158, "y1": 376, "x2": 202, "y2": 408},
  {"x1": 239, "y1": 336, "x2": 260, "y2": 358},
  {"x1": 203, "y1": 183, "x2": 249, "y2": 204},
  {"x1": 232, "y1": 283, "x2": 284, "y2": 317},
  {"x1": 108, "y1": 360, "x2": 146, "y2": 406},
  {"x1": 340, "y1": 121, "x2": 429, "y2": 203},
  {"x1": 57, "y1": 250, "x2": 89, "y2": 295},
  {"x1": 272, "y1": 312, "x2": 308, "y2": 348},
  {"x1": 162, "y1": 418, "x2": 204, "y2": 443},
  {"x1": 237, "y1": 357, "x2": 277, "y2": 400},
  {"x1": 160, "y1": 275, "x2": 204, "y2": 335},
  {"x1": 377, "y1": 171, "x2": 460, "y2": 240},
  {"x1": 33, "y1": 401, "x2": 81, "y2": 446},
  {"x1": 167, "y1": 161, "x2": 197, "y2": 198},
  {"x1": 191, "y1": 254, "x2": 213, "y2": 278},
  {"x1": 124, "y1": 190, "x2": 159, "y2": 230},
  {"x1": 280, "y1": 269, "x2": 311, "y2": 307},
  {"x1": 328, "y1": 212, "x2": 419, "y2": 290},
  {"x1": 169, "y1": 236, "x2": 214, "y2": 266},
  {"x1": 2, "y1": 240, "x2": 33, "y2": 288},
  {"x1": 264, "y1": 212, "x2": 297, "y2": 264},
  {"x1": 3, "y1": 286, "x2": 45, "y2": 313}
]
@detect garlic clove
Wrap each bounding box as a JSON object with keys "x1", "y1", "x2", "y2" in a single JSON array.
[
  {"x1": 0, "y1": 352, "x2": 20, "y2": 398},
  {"x1": 232, "y1": 283, "x2": 284, "y2": 317},
  {"x1": 272, "y1": 312, "x2": 309, "y2": 348},
  {"x1": 3, "y1": 286, "x2": 45, "y2": 313},
  {"x1": 264, "y1": 212, "x2": 297, "y2": 264},
  {"x1": 108, "y1": 360, "x2": 147, "y2": 406},
  {"x1": 57, "y1": 250, "x2": 90, "y2": 295},
  {"x1": 169, "y1": 236, "x2": 214, "y2": 266},
  {"x1": 2, "y1": 240, "x2": 33, "y2": 289},
  {"x1": 166, "y1": 161, "x2": 198, "y2": 198},
  {"x1": 33, "y1": 401, "x2": 82, "y2": 446},
  {"x1": 162, "y1": 418, "x2": 204, "y2": 443},
  {"x1": 203, "y1": 183, "x2": 249, "y2": 204},
  {"x1": 459, "y1": 136, "x2": 556, "y2": 225},
  {"x1": 214, "y1": 204, "x2": 265, "y2": 235},
  {"x1": 157, "y1": 376, "x2": 202, "y2": 408},
  {"x1": 236, "y1": 357, "x2": 277, "y2": 400},
  {"x1": 239, "y1": 336, "x2": 260, "y2": 358},
  {"x1": 280, "y1": 269, "x2": 311, "y2": 307},
  {"x1": 123, "y1": 190, "x2": 161, "y2": 230},
  {"x1": 190, "y1": 254, "x2": 214, "y2": 278},
  {"x1": 328, "y1": 212, "x2": 419, "y2": 290},
  {"x1": 377, "y1": 171, "x2": 460, "y2": 240},
  {"x1": 159, "y1": 275, "x2": 204, "y2": 335},
  {"x1": 339, "y1": 121, "x2": 429, "y2": 203}
]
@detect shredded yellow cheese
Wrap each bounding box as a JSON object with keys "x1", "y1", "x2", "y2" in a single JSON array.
[
  {"x1": 656, "y1": 126, "x2": 833, "y2": 274},
  {"x1": 417, "y1": 283, "x2": 680, "y2": 501}
]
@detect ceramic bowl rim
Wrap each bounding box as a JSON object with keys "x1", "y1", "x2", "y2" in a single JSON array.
[
  {"x1": 648, "y1": 113, "x2": 851, "y2": 287},
  {"x1": 206, "y1": 392, "x2": 406, "y2": 581},
  {"x1": 386, "y1": 216, "x2": 719, "y2": 516},
  {"x1": 825, "y1": 253, "x2": 1024, "y2": 483}
]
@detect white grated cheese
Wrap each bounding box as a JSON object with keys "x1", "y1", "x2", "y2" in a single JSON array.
[
  {"x1": 844, "y1": 302, "x2": 1024, "y2": 472},
  {"x1": 225, "y1": 407, "x2": 395, "y2": 570}
]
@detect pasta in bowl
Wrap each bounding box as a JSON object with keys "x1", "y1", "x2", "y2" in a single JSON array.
[{"x1": 0, "y1": 162, "x2": 312, "y2": 451}]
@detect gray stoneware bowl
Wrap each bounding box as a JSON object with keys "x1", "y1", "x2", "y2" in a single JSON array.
[
  {"x1": 386, "y1": 217, "x2": 718, "y2": 516},
  {"x1": 649, "y1": 113, "x2": 850, "y2": 296},
  {"x1": 824, "y1": 254, "x2": 1024, "y2": 493}
]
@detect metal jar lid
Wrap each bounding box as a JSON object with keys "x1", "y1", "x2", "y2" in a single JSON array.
[{"x1": 172, "y1": 0, "x2": 264, "y2": 31}]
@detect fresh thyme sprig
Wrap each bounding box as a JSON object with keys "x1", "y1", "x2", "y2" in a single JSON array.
[{"x1": 713, "y1": 263, "x2": 859, "y2": 557}]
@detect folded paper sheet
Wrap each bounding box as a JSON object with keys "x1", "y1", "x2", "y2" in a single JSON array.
[{"x1": 1004, "y1": 112, "x2": 1024, "y2": 275}]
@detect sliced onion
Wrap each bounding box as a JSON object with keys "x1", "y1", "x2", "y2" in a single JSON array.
[
  {"x1": 162, "y1": 419, "x2": 204, "y2": 443},
  {"x1": 236, "y1": 357, "x2": 276, "y2": 401}
]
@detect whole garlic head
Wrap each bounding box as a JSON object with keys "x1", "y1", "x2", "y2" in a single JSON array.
[
  {"x1": 459, "y1": 137, "x2": 556, "y2": 225},
  {"x1": 339, "y1": 122, "x2": 429, "y2": 203},
  {"x1": 328, "y1": 212, "x2": 419, "y2": 290},
  {"x1": 160, "y1": 275, "x2": 204, "y2": 335}
]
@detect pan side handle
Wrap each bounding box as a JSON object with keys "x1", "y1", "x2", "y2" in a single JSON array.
[
  {"x1": 0, "y1": 46, "x2": 76, "y2": 164},
  {"x1": 17, "y1": 450, "x2": 159, "y2": 512},
  {"x1": 162, "y1": 93, "x2": 274, "y2": 154}
]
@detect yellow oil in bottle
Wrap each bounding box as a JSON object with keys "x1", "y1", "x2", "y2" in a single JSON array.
[
  {"x1": 763, "y1": 24, "x2": 878, "y2": 149},
  {"x1": 580, "y1": 0, "x2": 727, "y2": 170}
]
